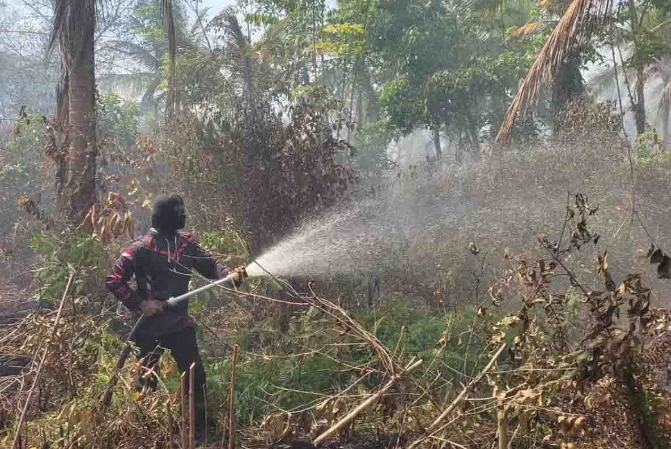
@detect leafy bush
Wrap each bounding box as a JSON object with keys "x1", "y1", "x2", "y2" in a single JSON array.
[{"x1": 29, "y1": 231, "x2": 110, "y2": 305}]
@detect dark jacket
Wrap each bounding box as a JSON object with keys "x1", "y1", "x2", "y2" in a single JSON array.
[{"x1": 106, "y1": 228, "x2": 229, "y2": 338}]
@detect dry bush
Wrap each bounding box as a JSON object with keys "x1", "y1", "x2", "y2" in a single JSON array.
[{"x1": 161, "y1": 88, "x2": 354, "y2": 252}]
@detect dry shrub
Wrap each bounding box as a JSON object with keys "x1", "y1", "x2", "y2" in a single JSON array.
[{"x1": 162, "y1": 88, "x2": 354, "y2": 251}]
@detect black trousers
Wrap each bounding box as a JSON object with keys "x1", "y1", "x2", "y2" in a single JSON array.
[{"x1": 135, "y1": 326, "x2": 207, "y2": 429}]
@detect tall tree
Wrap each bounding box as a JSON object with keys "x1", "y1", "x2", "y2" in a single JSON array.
[
  {"x1": 496, "y1": 0, "x2": 614, "y2": 144},
  {"x1": 49, "y1": 0, "x2": 98, "y2": 220}
]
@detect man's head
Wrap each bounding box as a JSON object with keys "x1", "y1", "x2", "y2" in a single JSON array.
[{"x1": 152, "y1": 194, "x2": 186, "y2": 234}]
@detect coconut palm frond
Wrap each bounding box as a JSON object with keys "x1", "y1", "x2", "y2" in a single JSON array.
[
  {"x1": 98, "y1": 72, "x2": 157, "y2": 95},
  {"x1": 104, "y1": 40, "x2": 161, "y2": 71},
  {"x1": 511, "y1": 21, "x2": 547, "y2": 36},
  {"x1": 651, "y1": 17, "x2": 671, "y2": 34},
  {"x1": 588, "y1": 63, "x2": 637, "y2": 96},
  {"x1": 190, "y1": 6, "x2": 211, "y2": 35},
  {"x1": 496, "y1": 0, "x2": 613, "y2": 144},
  {"x1": 222, "y1": 14, "x2": 255, "y2": 102},
  {"x1": 223, "y1": 14, "x2": 247, "y2": 57}
]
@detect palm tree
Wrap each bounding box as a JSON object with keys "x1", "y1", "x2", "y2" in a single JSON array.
[
  {"x1": 49, "y1": 0, "x2": 98, "y2": 220},
  {"x1": 589, "y1": 53, "x2": 671, "y2": 147},
  {"x1": 221, "y1": 14, "x2": 256, "y2": 109},
  {"x1": 99, "y1": 0, "x2": 192, "y2": 112},
  {"x1": 48, "y1": 0, "x2": 176, "y2": 221},
  {"x1": 495, "y1": 0, "x2": 614, "y2": 144}
]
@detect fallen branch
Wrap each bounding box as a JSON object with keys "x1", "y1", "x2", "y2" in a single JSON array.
[
  {"x1": 11, "y1": 272, "x2": 75, "y2": 449},
  {"x1": 313, "y1": 358, "x2": 423, "y2": 446}
]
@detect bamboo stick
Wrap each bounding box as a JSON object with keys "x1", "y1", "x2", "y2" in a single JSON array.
[
  {"x1": 11, "y1": 273, "x2": 75, "y2": 449},
  {"x1": 498, "y1": 399, "x2": 508, "y2": 449},
  {"x1": 227, "y1": 344, "x2": 239, "y2": 449},
  {"x1": 189, "y1": 363, "x2": 196, "y2": 449},
  {"x1": 313, "y1": 358, "x2": 423, "y2": 446},
  {"x1": 181, "y1": 372, "x2": 188, "y2": 449},
  {"x1": 167, "y1": 400, "x2": 174, "y2": 449}
]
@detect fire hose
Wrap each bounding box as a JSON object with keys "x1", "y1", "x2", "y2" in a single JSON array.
[{"x1": 101, "y1": 270, "x2": 245, "y2": 406}]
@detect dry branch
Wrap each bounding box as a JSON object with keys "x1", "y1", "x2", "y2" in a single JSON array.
[
  {"x1": 11, "y1": 272, "x2": 75, "y2": 449},
  {"x1": 313, "y1": 358, "x2": 424, "y2": 446}
]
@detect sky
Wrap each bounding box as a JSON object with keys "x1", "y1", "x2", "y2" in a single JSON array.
[{"x1": 200, "y1": 0, "x2": 235, "y2": 14}]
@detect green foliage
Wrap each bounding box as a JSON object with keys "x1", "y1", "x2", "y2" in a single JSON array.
[
  {"x1": 98, "y1": 92, "x2": 139, "y2": 150},
  {"x1": 196, "y1": 298, "x2": 492, "y2": 427},
  {"x1": 0, "y1": 112, "x2": 53, "y2": 234},
  {"x1": 317, "y1": 23, "x2": 366, "y2": 57},
  {"x1": 29, "y1": 231, "x2": 109, "y2": 304},
  {"x1": 351, "y1": 119, "x2": 395, "y2": 174},
  {"x1": 634, "y1": 130, "x2": 671, "y2": 168}
]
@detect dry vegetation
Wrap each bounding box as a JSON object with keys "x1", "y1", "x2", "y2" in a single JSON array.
[
  {"x1": 3, "y1": 184, "x2": 671, "y2": 448},
  {"x1": 1, "y1": 0, "x2": 671, "y2": 446}
]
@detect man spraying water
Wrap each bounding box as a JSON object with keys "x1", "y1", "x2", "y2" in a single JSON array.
[{"x1": 105, "y1": 194, "x2": 245, "y2": 440}]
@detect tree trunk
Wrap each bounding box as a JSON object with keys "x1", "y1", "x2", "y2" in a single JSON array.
[
  {"x1": 432, "y1": 127, "x2": 442, "y2": 160},
  {"x1": 552, "y1": 54, "x2": 584, "y2": 132},
  {"x1": 628, "y1": 0, "x2": 646, "y2": 136},
  {"x1": 465, "y1": 109, "x2": 481, "y2": 160},
  {"x1": 356, "y1": 89, "x2": 364, "y2": 129},
  {"x1": 54, "y1": 73, "x2": 69, "y2": 200},
  {"x1": 65, "y1": 24, "x2": 97, "y2": 221},
  {"x1": 245, "y1": 52, "x2": 255, "y2": 112},
  {"x1": 634, "y1": 72, "x2": 646, "y2": 135},
  {"x1": 662, "y1": 101, "x2": 670, "y2": 149}
]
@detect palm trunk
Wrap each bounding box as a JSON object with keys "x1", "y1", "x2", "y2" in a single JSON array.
[
  {"x1": 54, "y1": 73, "x2": 69, "y2": 200},
  {"x1": 628, "y1": 0, "x2": 646, "y2": 136},
  {"x1": 356, "y1": 89, "x2": 364, "y2": 128},
  {"x1": 634, "y1": 73, "x2": 646, "y2": 135},
  {"x1": 552, "y1": 54, "x2": 584, "y2": 132},
  {"x1": 65, "y1": 28, "x2": 97, "y2": 221},
  {"x1": 465, "y1": 109, "x2": 481, "y2": 159},
  {"x1": 245, "y1": 52, "x2": 255, "y2": 111},
  {"x1": 663, "y1": 106, "x2": 670, "y2": 149},
  {"x1": 433, "y1": 127, "x2": 442, "y2": 160}
]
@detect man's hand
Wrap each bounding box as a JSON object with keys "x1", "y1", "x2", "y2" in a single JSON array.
[
  {"x1": 139, "y1": 299, "x2": 164, "y2": 316},
  {"x1": 232, "y1": 266, "x2": 247, "y2": 287},
  {"x1": 234, "y1": 266, "x2": 247, "y2": 278}
]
